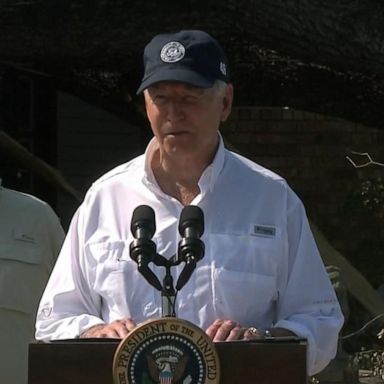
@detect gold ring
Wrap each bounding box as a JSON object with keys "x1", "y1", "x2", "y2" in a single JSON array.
[{"x1": 247, "y1": 327, "x2": 259, "y2": 336}]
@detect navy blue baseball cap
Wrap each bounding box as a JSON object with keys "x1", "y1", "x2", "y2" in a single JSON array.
[{"x1": 136, "y1": 30, "x2": 230, "y2": 94}]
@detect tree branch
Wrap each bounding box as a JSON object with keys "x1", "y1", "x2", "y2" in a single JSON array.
[{"x1": 346, "y1": 151, "x2": 384, "y2": 169}]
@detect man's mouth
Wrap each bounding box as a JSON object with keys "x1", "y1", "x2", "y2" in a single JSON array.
[{"x1": 166, "y1": 130, "x2": 188, "y2": 136}]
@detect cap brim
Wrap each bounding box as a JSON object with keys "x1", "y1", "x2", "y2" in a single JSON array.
[{"x1": 136, "y1": 68, "x2": 215, "y2": 94}]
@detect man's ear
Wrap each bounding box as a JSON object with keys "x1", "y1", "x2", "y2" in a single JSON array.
[
  {"x1": 143, "y1": 91, "x2": 153, "y2": 122},
  {"x1": 221, "y1": 84, "x2": 234, "y2": 122}
]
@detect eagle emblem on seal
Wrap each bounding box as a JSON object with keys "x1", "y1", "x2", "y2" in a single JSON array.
[{"x1": 146, "y1": 345, "x2": 189, "y2": 384}]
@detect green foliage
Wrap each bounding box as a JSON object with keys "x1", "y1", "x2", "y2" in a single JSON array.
[
  {"x1": 360, "y1": 177, "x2": 384, "y2": 220},
  {"x1": 333, "y1": 175, "x2": 384, "y2": 290}
]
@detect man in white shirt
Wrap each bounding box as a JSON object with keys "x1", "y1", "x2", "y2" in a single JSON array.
[
  {"x1": 0, "y1": 181, "x2": 65, "y2": 384},
  {"x1": 35, "y1": 30, "x2": 343, "y2": 375}
]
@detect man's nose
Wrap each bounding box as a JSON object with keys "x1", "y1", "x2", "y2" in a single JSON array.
[{"x1": 166, "y1": 99, "x2": 184, "y2": 121}]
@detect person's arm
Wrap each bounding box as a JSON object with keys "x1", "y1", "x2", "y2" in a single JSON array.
[
  {"x1": 44, "y1": 205, "x2": 66, "y2": 267},
  {"x1": 274, "y1": 192, "x2": 344, "y2": 376},
  {"x1": 35, "y1": 207, "x2": 105, "y2": 340},
  {"x1": 205, "y1": 319, "x2": 297, "y2": 341},
  {"x1": 79, "y1": 318, "x2": 137, "y2": 338}
]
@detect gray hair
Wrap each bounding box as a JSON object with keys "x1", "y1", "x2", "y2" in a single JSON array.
[
  {"x1": 213, "y1": 80, "x2": 228, "y2": 97},
  {"x1": 143, "y1": 79, "x2": 228, "y2": 98}
]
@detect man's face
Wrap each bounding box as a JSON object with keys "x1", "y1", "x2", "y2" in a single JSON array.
[{"x1": 144, "y1": 81, "x2": 233, "y2": 160}]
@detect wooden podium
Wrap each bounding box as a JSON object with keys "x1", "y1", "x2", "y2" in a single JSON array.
[{"x1": 29, "y1": 337, "x2": 307, "y2": 384}]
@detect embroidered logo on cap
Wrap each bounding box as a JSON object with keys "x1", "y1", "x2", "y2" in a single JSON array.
[
  {"x1": 160, "y1": 41, "x2": 186, "y2": 63},
  {"x1": 220, "y1": 62, "x2": 227, "y2": 76}
]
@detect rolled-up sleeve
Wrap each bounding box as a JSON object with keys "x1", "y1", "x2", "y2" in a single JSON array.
[{"x1": 35, "y1": 205, "x2": 105, "y2": 340}]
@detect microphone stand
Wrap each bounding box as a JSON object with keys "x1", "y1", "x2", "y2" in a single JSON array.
[
  {"x1": 130, "y1": 205, "x2": 205, "y2": 319},
  {"x1": 130, "y1": 246, "x2": 204, "y2": 317},
  {"x1": 147, "y1": 252, "x2": 197, "y2": 318},
  {"x1": 161, "y1": 262, "x2": 176, "y2": 317}
]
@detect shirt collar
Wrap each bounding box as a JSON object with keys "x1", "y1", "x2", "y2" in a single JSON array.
[
  {"x1": 198, "y1": 133, "x2": 225, "y2": 193},
  {"x1": 142, "y1": 134, "x2": 226, "y2": 195},
  {"x1": 143, "y1": 137, "x2": 158, "y2": 188}
]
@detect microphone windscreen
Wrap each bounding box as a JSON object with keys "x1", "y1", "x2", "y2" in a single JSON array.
[
  {"x1": 179, "y1": 205, "x2": 204, "y2": 237},
  {"x1": 131, "y1": 205, "x2": 156, "y2": 237}
]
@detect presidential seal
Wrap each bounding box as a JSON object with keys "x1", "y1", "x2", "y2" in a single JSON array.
[
  {"x1": 113, "y1": 317, "x2": 220, "y2": 384},
  {"x1": 160, "y1": 41, "x2": 185, "y2": 63}
]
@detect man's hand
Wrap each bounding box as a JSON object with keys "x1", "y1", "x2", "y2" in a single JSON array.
[
  {"x1": 206, "y1": 319, "x2": 297, "y2": 342},
  {"x1": 206, "y1": 319, "x2": 246, "y2": 341},
  {"x1": 80, "y1": 318, "x2": 137, "y2": 339}
]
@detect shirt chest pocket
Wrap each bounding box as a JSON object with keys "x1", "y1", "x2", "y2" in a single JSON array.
[
  {"x1": 205, "y1": 232, "x2": 281, "y2": 275},
  {"x1": 0, "y1": 241, "x2": 44, "y2": 314},
  {"x1": 205, "y1": 233, "x2": 280, "y2": 325},
  {"x1": 89, "y1": 241, "x2": 159, "y2": 318},
  {"x1": 212, "y1": 268, "x2": 277, "y2": 324}
]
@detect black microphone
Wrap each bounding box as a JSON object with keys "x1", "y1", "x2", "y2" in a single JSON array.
[
  {"x1": 129, "y1": 205, "x2": 162, "y2": 291},
  {"x1": 176, "y1": 205, "x2": 205, "y2": 290},
  {"x1": 131, "y1": 205, "x2": 156, "y2": 241}
]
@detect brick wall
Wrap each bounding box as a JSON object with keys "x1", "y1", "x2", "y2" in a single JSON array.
[{"x1": 222, "y1": 107, "x2": 384, "y2": 286}]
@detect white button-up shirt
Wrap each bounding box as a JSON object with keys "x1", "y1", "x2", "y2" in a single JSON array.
[{"x1": 36, "y1": 137, "x2": 343, "y2": 375}]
